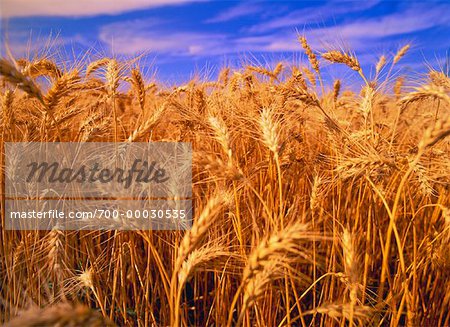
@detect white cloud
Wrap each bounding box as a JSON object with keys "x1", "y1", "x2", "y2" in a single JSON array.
[
  {"x1": 247, "y1": 0, "x2": 382, "y2": 33},
  {"x1": 98, "y1": 18, "x2": 299, "y2": 57},
  {"x1": 237, "y1": 3, "x2": 450, "y2": 55},
  {"x1": 99, "y1": 20, "x2": 227, "y2": 56},
  {"x1": 31, "y1": 1, "x2": 448, "y2": 61},
  {"x1": 3, "y1": 32, "x2": 77, "y2": 57},
  {"x1": 0, "y1": 0, "x2": 199, "y2": 18},
  {"x1": 231, "y1": 34, "x2": 296, "y2": 53},
  {"x1": 206, "y1": 3, "x2": 263, "y2": 23},
  {"x1": 306, "y1": 4, "x2": 450, "y2": 47}
]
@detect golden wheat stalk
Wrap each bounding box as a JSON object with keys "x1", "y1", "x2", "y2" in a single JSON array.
[
  {"x1": 400, "y1": 84, "x2": 450, "y2": 108},
  {"x1": 171, "y1": 193, "x2": 230, "y2": 326},
  {"x1": 22, "y1": 58, "x2": 62, "y2": 79},
  {"x1": 429, "y1": 70, "x2": 450, "y2": 90},
  {"x1": 302, "y1": 67, "x2": 317, "y2": 87},
  {"x1": 342, "y1": 228, "x2": 360, "y2": 326},
  {"x1": 127, "y1": 103, "x2": 166, "y2": 142},
  {"x1": 230, "y1": 223, "x2": 322, "y2": 326},
  {"x1": 375, "y1": 55, "x2": 386, "y2": 76},
  {"x1": 1, "y1": 90, "x2": 14, "y2": 135},
  {"x1": 259, "y1": 108, "x2": 280, "y2": 154},
  {"x1": 247, "y1": 65, "x2": 280, "y2": 81},
  {"x1": 299, "y1": 36, "x2": 320, "y2": 74},
  {"x1": 322, "y1": 50, "x2": 361, "y2": 72},
  {"x1": 303, "y1": 303, "x2": 374, "y2": 325},
  {"x1": 130, "y1": 68, "x2": 146, "y2": 111},
  {"x1": 208, "y1": 115, "x2": 233, "y2": 163},
  {"x1": 333, "y1": 79, "x2": 341, "y2": 103},
  {"x1": 393, "y1": 44, "x2": 411, "y2": 65},
  {"x1": 85, "y1": 58, "x2": 110, "y2": 77},
  {"x1": 0, "y1": 58, "x2": 44, "y2": 103},
  {"x1": 44, "y1": 70, "x2": 80, "y2": 111}
]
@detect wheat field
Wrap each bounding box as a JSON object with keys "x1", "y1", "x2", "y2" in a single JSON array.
[{"x1": 1, "y1": 37, "x2": 450, "y2": 326}]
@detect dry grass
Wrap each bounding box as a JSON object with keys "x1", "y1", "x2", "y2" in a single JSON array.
[{"x1": 1, "y1": 36, "x2": 450, "y2": 327}]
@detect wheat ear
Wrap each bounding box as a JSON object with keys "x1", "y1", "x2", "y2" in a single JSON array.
[
  {"x1": 85, "y1": 58, "x2": 110, "y2": 77},
  {"x1": 171, "y1": 193, "x2": 229, "y2": 326},
  {"x1": 44, "y1": 70, "x2": 80, "y2": 112},
  {"x1": 429, "y1": 70, "x2": 450, "y2": 90},
  {"x1": 393, "y1": 44, "x2": 410, "y2": 65},
  {"x1": 0, "y1": 58, "x2": 44, "y2": 103},
  {"x1": 229, "y1": 223, "x2": 320, "y2": 326},
  {"x1": 2, "y1": 90, "x2": 14, "y2": 136},
  {"x1": 130, "y1": 68, "x2": 146, "y2": 111},
  {"x1": 208, "y1": 115, "x2": 233, "y2": 163},
  {"x1": 299, "y1": 36, "x2": 320, "y2": 74},
  {"x1": 22, "y1": 58, "x2": 62, "y2": 79},
  {"x1": 322, "y1": 51, "x2": 361, "y2": 72}
]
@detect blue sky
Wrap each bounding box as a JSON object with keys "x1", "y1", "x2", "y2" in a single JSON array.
[{"x1": 1, "y1": 0, "x2": 449, "y2": 85}]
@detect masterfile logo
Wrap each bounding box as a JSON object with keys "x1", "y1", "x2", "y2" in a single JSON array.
[
  {"x1": 4, "y1": 142, "x2": 192, "y2": 231},
  {"x1": 26, "y1": 159, "x2": 169, "y2": 189}
]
